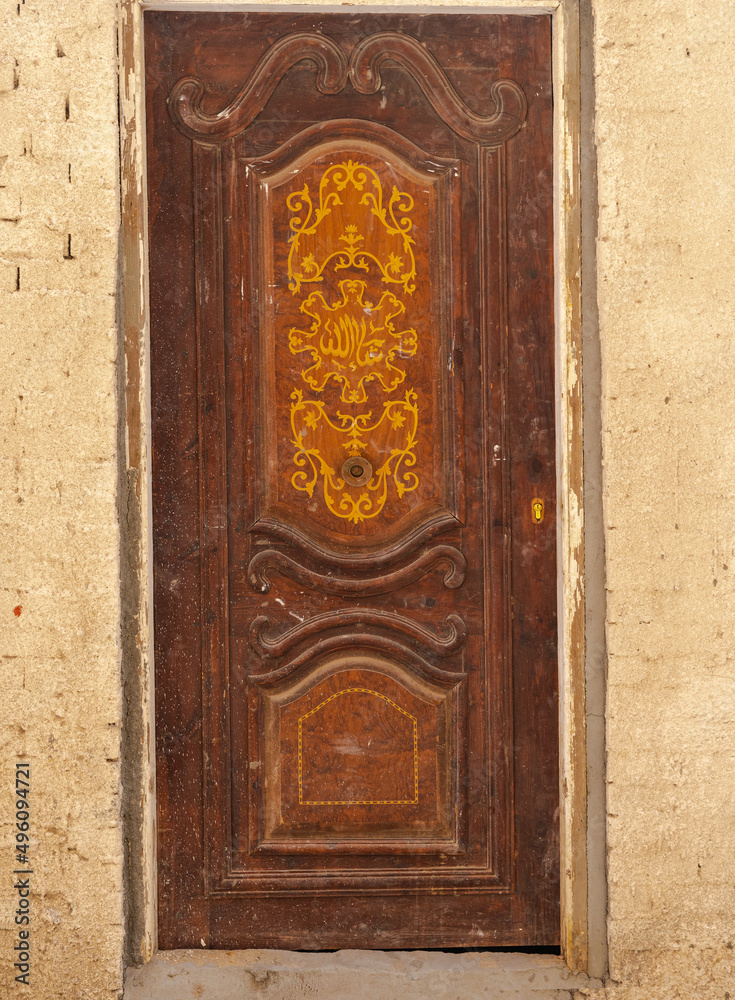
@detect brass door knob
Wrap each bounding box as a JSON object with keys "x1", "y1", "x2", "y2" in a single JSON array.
[{"x1": 341, "y1": 456, "x2": 373, "y2": 487}]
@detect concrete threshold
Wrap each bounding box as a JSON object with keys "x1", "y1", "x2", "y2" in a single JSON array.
[{"x1": 124, "y1": 949, "x2": 603, "y2": 999}]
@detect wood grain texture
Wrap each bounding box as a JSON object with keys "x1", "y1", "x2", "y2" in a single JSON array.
[
  {"x1": 349, "y1": 32, "x2": 527, "y2": 143},
  {"x1": 246, "y1": 544, "x2": 467, "y2": 596},
  {"x1": 248, "y1": 609, "x2": 468, "y2": 657},
  {"x1": 169, "y1": 29, "x2": 525, "y2": 144},
  {"x1": 147, "y1": 11, "x2": 557, "y2": 950}
]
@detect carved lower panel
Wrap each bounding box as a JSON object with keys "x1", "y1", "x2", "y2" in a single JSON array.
[
  {"x1": 298, "y1": 688, "x2": 418, "y2": 806},
  {"x1": 259, "y1": 655, "x2": 455, "y2": 849}
]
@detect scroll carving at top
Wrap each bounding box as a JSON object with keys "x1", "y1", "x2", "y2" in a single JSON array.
[
  {"x1": 168, "y1": 30, "x2": 526, "y2": 146},
  {"x1": 168, "y1": 32, "x2": 348, "y2": 141},
  {"x1": 348, "y1": 33, "x2": 527, "y2": 145}
]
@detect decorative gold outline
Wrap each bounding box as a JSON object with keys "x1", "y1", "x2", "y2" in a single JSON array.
[{"x1": 297, "y1": 687, "x2": 419, "y2": 806}]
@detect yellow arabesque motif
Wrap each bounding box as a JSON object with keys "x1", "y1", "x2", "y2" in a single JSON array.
[
  {"x1": 288, "y1": 279, "x2": 417, "y2": 404},
  {"x1": 284, "y1": 159, "x2": 421, "y2": 525},
  {"x1": 287, "y1": 160, "x2": 416, "y2": 296},
  {"x1": 289, "y1": 388, "x2": 419, "y2": 525}
]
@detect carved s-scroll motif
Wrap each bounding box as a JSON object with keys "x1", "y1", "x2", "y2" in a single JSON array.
[
  {"x1": 168, "y1": 32, "x2": 348, "y2": 141},
  {"x1": 169, "y1": 31, "x2": 526, "y2": 146},
  {"x1": 250, "y1": 633, "x2": 466, "y2": 687},
  {"x1": 250, "y1": 609, "x2": 468, "y2": 658},
  {"x1": 247, "y1": 544, "x2": 466, "y2": 596},
  {"x1": 250, "y1": 511, "x2": 459, "y2": 570},
  {"x1": 349, "y1": 32, "x2": 527, "y2": 145}
]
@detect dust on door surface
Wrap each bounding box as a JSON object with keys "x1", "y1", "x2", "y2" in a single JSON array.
[{"x1": 145, "y1": 11, "x2": 558, "y2": 950}]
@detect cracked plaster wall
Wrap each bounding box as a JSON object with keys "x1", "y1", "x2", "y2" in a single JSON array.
[{"x1": 0, "y1": 1, "x2": 734, "y2": 998}]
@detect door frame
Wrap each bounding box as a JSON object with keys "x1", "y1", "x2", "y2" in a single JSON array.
[{"x1": 117, "y1": 0, "x2": 605, "y2": 976}]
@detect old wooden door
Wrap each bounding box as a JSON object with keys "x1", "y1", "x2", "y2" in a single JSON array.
[{"x1": 146, "y1": 12, "x2": 557, "y2": 950}]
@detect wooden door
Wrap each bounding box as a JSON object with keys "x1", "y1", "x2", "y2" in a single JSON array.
[{"x1": 146, "y1": 12, "x2": 558, "y2": 950}]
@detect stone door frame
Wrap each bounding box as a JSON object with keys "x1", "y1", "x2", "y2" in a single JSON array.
[{"x1": 117, "y1": 0, "x2": 606, "y2": 980}]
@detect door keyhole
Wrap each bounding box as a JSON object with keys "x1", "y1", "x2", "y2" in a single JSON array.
[{"x1": 341, "y1": 456, "x2": 372, "y2": 487}]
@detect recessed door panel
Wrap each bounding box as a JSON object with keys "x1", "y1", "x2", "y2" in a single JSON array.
[
  {"x1": 147, "y1": 11, "x2": 558, "y2": 950},
  {"x1": 250, "y1": 129, "x2": 462, "y2": 550},
  {"x1": 259, "y1": 656, "x2": 454, "y2": 849}
]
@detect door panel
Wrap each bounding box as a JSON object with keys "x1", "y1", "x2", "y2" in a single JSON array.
[
  {"x1": 146, "y1": 12, "x2": 558, "y2": 950},
  {"x1": 250, "y1": 127, "x2": 462, "y2": 549}
]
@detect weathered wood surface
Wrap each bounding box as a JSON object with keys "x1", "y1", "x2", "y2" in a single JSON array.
[{"x1": 146, "y1": 11, "x2": 557, "y2": 949}]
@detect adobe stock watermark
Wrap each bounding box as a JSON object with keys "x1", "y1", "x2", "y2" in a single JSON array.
[{"x1": 13, "y1": 762, "x2": 32, "y2": 986}]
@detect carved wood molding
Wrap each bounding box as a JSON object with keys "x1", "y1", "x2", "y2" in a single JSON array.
[
  {"x1": 169, "y1": 31, "x2": 526, "y2": 145},
  {"x1": 349, "y1": 32, "x2": 527, "y2": 145},
  {"x1": 247, "y1": 544, "x2": 467, "y2": 596},
  {"x1": 169, "y1": 32, "x2": 348, "y2": 141},
  {"x1": 245, "y1": 118, "x2": 460, "y2": 175},
  {"x1": 250, "y1": 512, "x2": 459, "y2": 572},
  {"x1": 248, "y1": 633, "x2": 466, "y2": 687},
  {"x1": 250, "y1": 609, "x2": 468, "y2": 658}
]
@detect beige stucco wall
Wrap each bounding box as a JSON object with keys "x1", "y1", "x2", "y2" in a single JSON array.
[
  {"x1": 1, "y1": 1, "x2": 734, "y2": 998},
  {"x1": 595, "y1": 3, "x2": 735, "y2": 996},
  {"x1": 0, "y1": 0, "x2": 124, "y2": 996}
]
